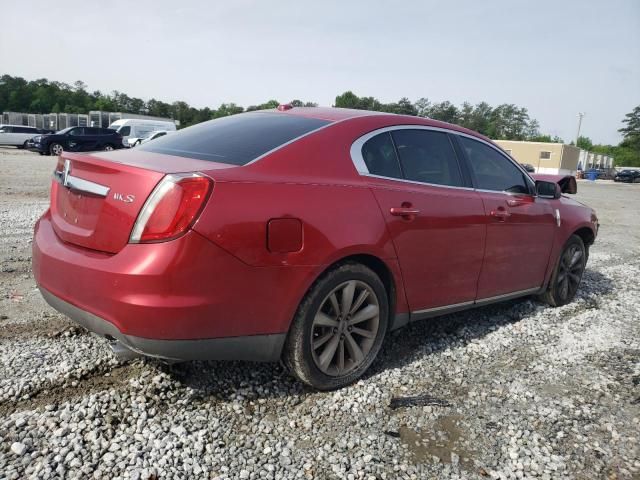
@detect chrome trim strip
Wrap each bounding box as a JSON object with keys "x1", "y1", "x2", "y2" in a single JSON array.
[
  {"x1": 410, "y1": 287, "x2": 541, "y2": 317},
  {"x1": 53, "y1": 169, "x2": 110, "y2": 197},
  {"x1": 473, "y1": 287, "x2": 541, "y2": 305},
  {"x1": 360, "y1": 173, "x2": 477, "y2": 191},
  {"x1": 413, "y1": 300, "x2": 475, "y2": 315}
]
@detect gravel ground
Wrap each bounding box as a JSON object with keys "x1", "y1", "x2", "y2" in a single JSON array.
[{"x1": 0, "y1": 148, "x2": 639, "y2": 480}]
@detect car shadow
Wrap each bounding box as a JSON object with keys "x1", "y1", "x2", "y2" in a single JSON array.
[
  {"x1": 160, "y1": 268, "x2": 614, "y2": 400},
  {"x1": 366, "y1": 267, "x2": 615, "y2": 379}
]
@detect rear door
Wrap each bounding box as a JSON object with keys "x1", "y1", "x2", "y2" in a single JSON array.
[
  {"x1": 83, "y1": 127, "x2": 103, "y2": 151},
  {"x1": 456, "y1": 135, "x2": 556, "y2": 299},
  {"x1": 354, "y1": 127, "x2": 486, "y2": 313}
]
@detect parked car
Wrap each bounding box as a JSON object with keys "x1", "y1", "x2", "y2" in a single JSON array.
[
  {"x1": 585, "y1": 168, "x2": 609, "y2": 180},
  {"x1": 28, "y1": 127, "x2": 124, "y2": 155},
  {"x1": 128, "y1": 130, "x2": 172, "y2": 147},
  {"x1": 520, "y1": 163, "x2": 536, "y2": 173},
  {"x1": 0, "y1": 124, "x2": 49, "y2": 148},
  {"x1": 32, "y1": 107, "x2": 598, "y2": 390},
  {"x1": 108, "y1": 119, "x2": 176, "y2": 147},
  {"x1": 613, "y1": 169, "x2": 640, "y2": 183}
]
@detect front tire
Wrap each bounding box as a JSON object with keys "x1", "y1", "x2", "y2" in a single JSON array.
[
  {"x1": 103, "y1": 144, "x2": 115, "y2": 151},
  {"x1": 283, "y1": 263, "x2": 388, "y2": 390},
  {"x1": 49, "y1": 143, "x2": 63, "y2": 156},
  {"x1": 539, "y1": 235, "x2": 587, "y2": 307}
]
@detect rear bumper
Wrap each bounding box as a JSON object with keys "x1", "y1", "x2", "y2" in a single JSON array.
[
  {"x1": 33, "y1": 210, "x2": 318, "y2": 359},
  {"x1": 39, "y1": 287, "x2": 285, "y2": 361}
]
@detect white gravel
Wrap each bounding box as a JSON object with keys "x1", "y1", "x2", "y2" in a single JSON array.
[{"x1": 1, "y1": 151, "x2": 639, "y2": 479}]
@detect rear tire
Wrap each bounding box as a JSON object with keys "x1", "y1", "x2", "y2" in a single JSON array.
[
  {"x1": 103, "y1": 144, "x2": 114, "y2": 151},
  {"x1": 283, "y1": 263, "x2": 388, "y2": 390},
  {"x1": 539, "y1": 235, "x2": 586, "y2": 307}
]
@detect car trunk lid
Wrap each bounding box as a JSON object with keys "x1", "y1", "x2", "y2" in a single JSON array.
[{"x1": 49, "y1": 151, "x2": 229, "y2": 253}]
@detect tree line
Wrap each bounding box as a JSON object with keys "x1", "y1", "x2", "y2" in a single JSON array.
[
  {"x1": 1, "y1": 74, "x2": 637, "y2": 165},
  {"x1": 0, "y1": 75, "x2": 546, "y2": 140}
]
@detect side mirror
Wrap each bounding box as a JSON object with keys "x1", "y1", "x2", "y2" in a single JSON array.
[
  {"x1": 536, "y1": 180, "x2": 561, "y2": 199},
  {"x1": 558, "y1": 176, "x2": 577, "y2": 194}
]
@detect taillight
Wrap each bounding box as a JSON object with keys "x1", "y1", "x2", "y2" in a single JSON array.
[{"x1": 129, "y1": 173, "x2": 213, "y2": 243}]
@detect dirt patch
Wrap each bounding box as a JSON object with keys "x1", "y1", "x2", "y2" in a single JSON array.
[
  {"x1": 0, "y1": 363, "x2": 143, "y2": 417},
  {"x1": 399, "y1": 414, "x2": 477, "y2": 470}
]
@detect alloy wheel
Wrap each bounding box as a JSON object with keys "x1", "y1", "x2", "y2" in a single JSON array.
[
  {"x1": 104, "y1": 144, "x2": 114, "y2": 151},
  {"x1": 51, "y1": 143, "x2": 63, "y2": 155},
  {"x1": 310, "y1": 280, "x2": 380, "y2": 376},
  {"x1": 556, "y1": 244, "x2": 584, "y2": 301}
]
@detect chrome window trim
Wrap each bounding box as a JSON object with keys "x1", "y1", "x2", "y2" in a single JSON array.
[
  {"x1": 361, "y1": 172, "x2": 476, "y2": 192},
  {"x1": 350, "y1": 124, "x2": 536, "y2": 195}
]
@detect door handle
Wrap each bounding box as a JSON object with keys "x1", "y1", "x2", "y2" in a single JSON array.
[
  {"x1": 490, "y1": 208, "x2": 511, "y2": 221},
  {"x1": 390, "y1": 207, "x2": 420, "y2": 217}
]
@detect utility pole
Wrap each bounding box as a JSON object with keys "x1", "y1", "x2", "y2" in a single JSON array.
[{"x1": 575, "y1": 112, "x2": 585, "y2": 147}]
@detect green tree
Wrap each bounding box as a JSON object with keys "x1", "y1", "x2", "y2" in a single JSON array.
[{"x1": 576, "y1": 136, "x2": 593, "y2": 150}]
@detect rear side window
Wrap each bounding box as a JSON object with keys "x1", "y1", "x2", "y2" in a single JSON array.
[
  {"x1": 138, "y1": 112, "x2": 330, "y2": 165},
  {"x1": 458, "y1": 136, "x2": 530, "y2": 194},
  {"x1": 391, "y1": 130, "x2": 463, "y2": 187},
  {"x1": 361, "y1": 132, "x2": 402, "y2": 179}
]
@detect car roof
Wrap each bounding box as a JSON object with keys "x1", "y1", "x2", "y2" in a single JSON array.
[
  {"x1": 0, "y1": 124, "x2": 37, "y2": 128},
  {"x1": 272, "y1": 107, "x2": 491, "y2": 142}
]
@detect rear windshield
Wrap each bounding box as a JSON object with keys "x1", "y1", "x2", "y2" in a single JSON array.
[{"x1": 137, "y1": 112, "x2": 330, "y2": 165}]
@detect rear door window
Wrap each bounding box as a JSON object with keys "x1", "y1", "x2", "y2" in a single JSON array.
[
  {"x1": 361, "y1": 132, "x2": 403, "y2": 179},
  {"x1": 391, "y1": 130, "x2": 463, "y2": 187},
  {"x1": 138, "y1": 112, "x2": 330, "y2": 165}
]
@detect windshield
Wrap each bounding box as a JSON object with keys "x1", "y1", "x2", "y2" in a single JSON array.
[{"x1": 56, "y1": 127, "x2": 73, "y2": 134}]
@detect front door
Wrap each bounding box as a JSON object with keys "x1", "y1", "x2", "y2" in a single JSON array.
[
  {"x1": 456, "y1": 135, "x2": 556, "y2": 299},
  {"x1": 359, "y1": 128, "x2": 486, "y2": 312}
]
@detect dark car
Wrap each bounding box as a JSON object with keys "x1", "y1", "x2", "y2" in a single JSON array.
[
  {"x1": 28, "y1": 127, "x2": 123, "y2": 156},
  {"x1": 520, "y1": 163, "x2": 536, "y2": 173},
  {"x1": 614, "y1": 169, "x2": 640, "y2": 183}
]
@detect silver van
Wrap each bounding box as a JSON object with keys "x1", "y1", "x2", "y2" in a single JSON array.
[{"x1": 0, "y1": 125, "x2": 41, "y2": 148}]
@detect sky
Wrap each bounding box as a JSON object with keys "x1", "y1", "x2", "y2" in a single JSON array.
[{"x1": 2, "y1": 0, "x2": 639, "y2": 145}]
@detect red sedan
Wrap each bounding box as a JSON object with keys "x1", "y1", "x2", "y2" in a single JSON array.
[{"x1": 32, "y1": 107, "x2": 598, "y2": 389}]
